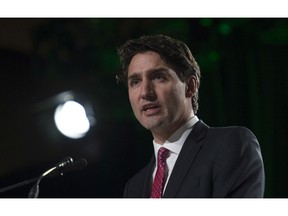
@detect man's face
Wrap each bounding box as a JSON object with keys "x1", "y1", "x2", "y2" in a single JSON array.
[{"x1": 127, "y1": 51, "x2": 193, "y2": 141}]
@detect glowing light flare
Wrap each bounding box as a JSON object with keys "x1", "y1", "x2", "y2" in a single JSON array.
[{"x1": 54, "y1": 101, "x2": 90, "y2": 139}]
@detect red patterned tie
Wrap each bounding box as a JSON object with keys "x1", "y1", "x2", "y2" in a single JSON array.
[{"x1": 150, "y1": 147, "x2": 170, "y2": 198}]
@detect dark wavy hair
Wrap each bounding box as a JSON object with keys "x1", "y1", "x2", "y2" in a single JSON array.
[{"x1": 116, "y1": 34, "x2": 201, "y2": 114}]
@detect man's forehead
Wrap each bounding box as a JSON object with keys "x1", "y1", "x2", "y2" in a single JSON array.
[{"x1": 128, "y1": 52, "x2": 167, "y2": 72}]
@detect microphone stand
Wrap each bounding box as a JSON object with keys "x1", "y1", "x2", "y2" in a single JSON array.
[
  {"x1": 0, "y1": 157, "x2": 73, "y2": 198},
  {"x1": 0, "y1": 177, "x2": 39, "y2": 194},
  {"x1": 0, "y1": 157, "x2": 87, "y2": 198},
  {"x1": 28, "y1": 166, "x2": 58, "y2": 198},
  {"x1": 0, "y1": 166, "x2": 62, "y2": 198}
]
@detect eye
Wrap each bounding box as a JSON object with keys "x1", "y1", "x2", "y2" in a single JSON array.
[
  {"x1": 129, "y1": 78, "x2": 141, "y2": 87},
  {"x1": 153, "y1": 73, "x2": 166, "y2": 82}
]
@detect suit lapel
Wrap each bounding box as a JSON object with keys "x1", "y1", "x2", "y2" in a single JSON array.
[
  {"x1": 163, "y1": 120, "x2": 209, "y2": 197},
  {"x1": 142, "y1": 156, "x2": 155, "y2": 197}
]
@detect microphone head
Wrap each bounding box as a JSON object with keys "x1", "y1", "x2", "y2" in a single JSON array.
[
  {"x1": 56, "y1": 157, "x2": 74, "y2": 168},
  {"x1": 63, "y1": 158, "x2": 88, "y2": 173},
  {"x1": 49, "y1": 158, "x2": 88, "y2": 178},
  {"x1": 75, "y1": 158, "x2": 88, "y2": 169}
]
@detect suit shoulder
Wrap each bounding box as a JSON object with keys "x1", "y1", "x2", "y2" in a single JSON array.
[
  {"x1": 208, "y1": 125, "x2": 257, "y2": 140},
  {"x1": 203, "y1": 125, "x2": 261, "y2": 156}
]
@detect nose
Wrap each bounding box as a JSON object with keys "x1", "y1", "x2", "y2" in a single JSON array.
[{"x1": 140, "y1": 80, "x2": 156, "y2": 101}]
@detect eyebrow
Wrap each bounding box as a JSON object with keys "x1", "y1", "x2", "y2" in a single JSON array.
[
  {"x1": 127, "y1": 73, "x2": 141, "y2": 82},
  {"x1": 128, "y1": 67, "x2": 169, "y2": 81}
]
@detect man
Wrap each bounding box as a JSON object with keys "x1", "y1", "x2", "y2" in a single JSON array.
[{"x1": 116, "y1": 34, "x2": 265, "y2": 198}]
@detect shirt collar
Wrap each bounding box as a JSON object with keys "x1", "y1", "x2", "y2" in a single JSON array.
[{"x1": 153, "y1": 115, "x2": 199, "y2": 156}]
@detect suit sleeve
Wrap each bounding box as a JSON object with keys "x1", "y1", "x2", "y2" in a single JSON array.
[
  {"x1": 123, "y1": 180, "x2": 130, "y2": 198},
  {"x1": 212, "y1": 127, "x2": 265, "y2": 197}
]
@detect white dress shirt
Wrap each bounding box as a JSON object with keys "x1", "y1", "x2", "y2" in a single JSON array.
[{"x1": 152, "y1": 115, "x2": 199, "y2": 191}]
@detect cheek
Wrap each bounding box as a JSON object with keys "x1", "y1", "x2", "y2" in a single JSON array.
[
  {"x1": 170, "y1": 84, "x2": 186, "y2": 101},
  {"x1": 128, "y1": 96, "x2": 135, "y2": 108},
  {"x1": 161, "y1": 88, "x2": 181, "y2": 107},
  {"x1": 128, "y1": 92, "x2": 138, "y2": 112},
  {"x1": 165, "y1": 86, "x2": 186, "y2": 109}
]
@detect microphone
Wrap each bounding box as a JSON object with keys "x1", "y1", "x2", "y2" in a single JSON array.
[
  {"x1": 0, "y1": 157, "x2": 88, "y2": 196},
  {"x1": 27, "y1": 157, "x2": 88, "y2": 198},
  {"x1": 49, "y1": 158, "x2": 88, "y2": 178},
  {"x1": 55, "y1": 157, "x2": 74, "y2": 169},
  {"x1": 63, "y1": 158, "x2": 87, "y2": 172}
]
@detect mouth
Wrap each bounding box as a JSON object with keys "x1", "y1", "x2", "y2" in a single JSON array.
[{"x1": 142, "y1": 104, "x2": 161, "y2": 114}]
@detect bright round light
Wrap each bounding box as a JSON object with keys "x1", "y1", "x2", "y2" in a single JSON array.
[{"x1": 54, "y1": 101, "x2": 90, "y2": 139}]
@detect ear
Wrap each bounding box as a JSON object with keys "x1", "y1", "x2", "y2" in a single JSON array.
[{"x1": 185, "y1": 75, "x2": 197, "y2": 98}]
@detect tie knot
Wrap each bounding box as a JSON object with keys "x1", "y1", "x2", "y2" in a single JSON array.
[{"x1": 157, "y1": 147, "x2": 170, "y2": 164}]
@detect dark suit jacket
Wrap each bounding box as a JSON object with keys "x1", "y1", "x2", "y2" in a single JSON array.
[{"x1": 123, "y1": 120, "x2": 265, "y2": 198}]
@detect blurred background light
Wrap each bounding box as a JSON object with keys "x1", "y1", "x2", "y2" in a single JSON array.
[
  {"x1": 54, "y1": 100, "x2": 91, "y2": 139},
  {"x1": 218, "y1": 22, "x2": 231, "y2": 35},
  {"x1": 208, "y1": 50, "x2": 220, "y2": 62},
  {"x1": 200, "y1": 18, "x2": 213, "y2": 27}
]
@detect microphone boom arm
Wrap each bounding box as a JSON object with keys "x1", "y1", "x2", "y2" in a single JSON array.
[
  {"x1": 0, "y1": 157, "x2": 87, "y2": 197},
  {"x1": 0, "y1": 177, "x2": 38, "y2": 194}
]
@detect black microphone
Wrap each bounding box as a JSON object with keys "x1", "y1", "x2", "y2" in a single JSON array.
[
  {"x1": 0, "y1": 157, "x2": 88, "y2": 196},
  {"x1": 28, "y1": 157, "x2": 88, "y2": 198},
  {"x1": 49, "y1": 158, "x2": 88, "y2": 178},
  {"x1": 64, "y1": 158, "x2": 87, "y2": 172},
  {"x1": 55, "y1": 157, "x2": 74, "y2": 169}
]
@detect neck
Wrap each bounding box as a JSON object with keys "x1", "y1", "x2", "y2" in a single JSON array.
[
  {"x1": 152, "y1": 113, "x2": 195, "y2": 144},
  {"x1": 152, "y1": 131, "x2": 172, "y2": 145}
]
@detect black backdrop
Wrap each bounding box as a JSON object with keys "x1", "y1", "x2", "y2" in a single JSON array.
[{"x1": 0, "y1": 18, "x2": 287, "y2": 198}]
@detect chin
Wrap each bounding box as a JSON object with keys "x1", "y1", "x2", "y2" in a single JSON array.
[{"x1": 141, "y1": 120, "x2": 167, "y2": 131}]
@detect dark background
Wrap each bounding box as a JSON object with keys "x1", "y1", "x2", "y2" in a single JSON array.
[{"x1": 0, "y1": 18, "x2": 287, "y2": 198}]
